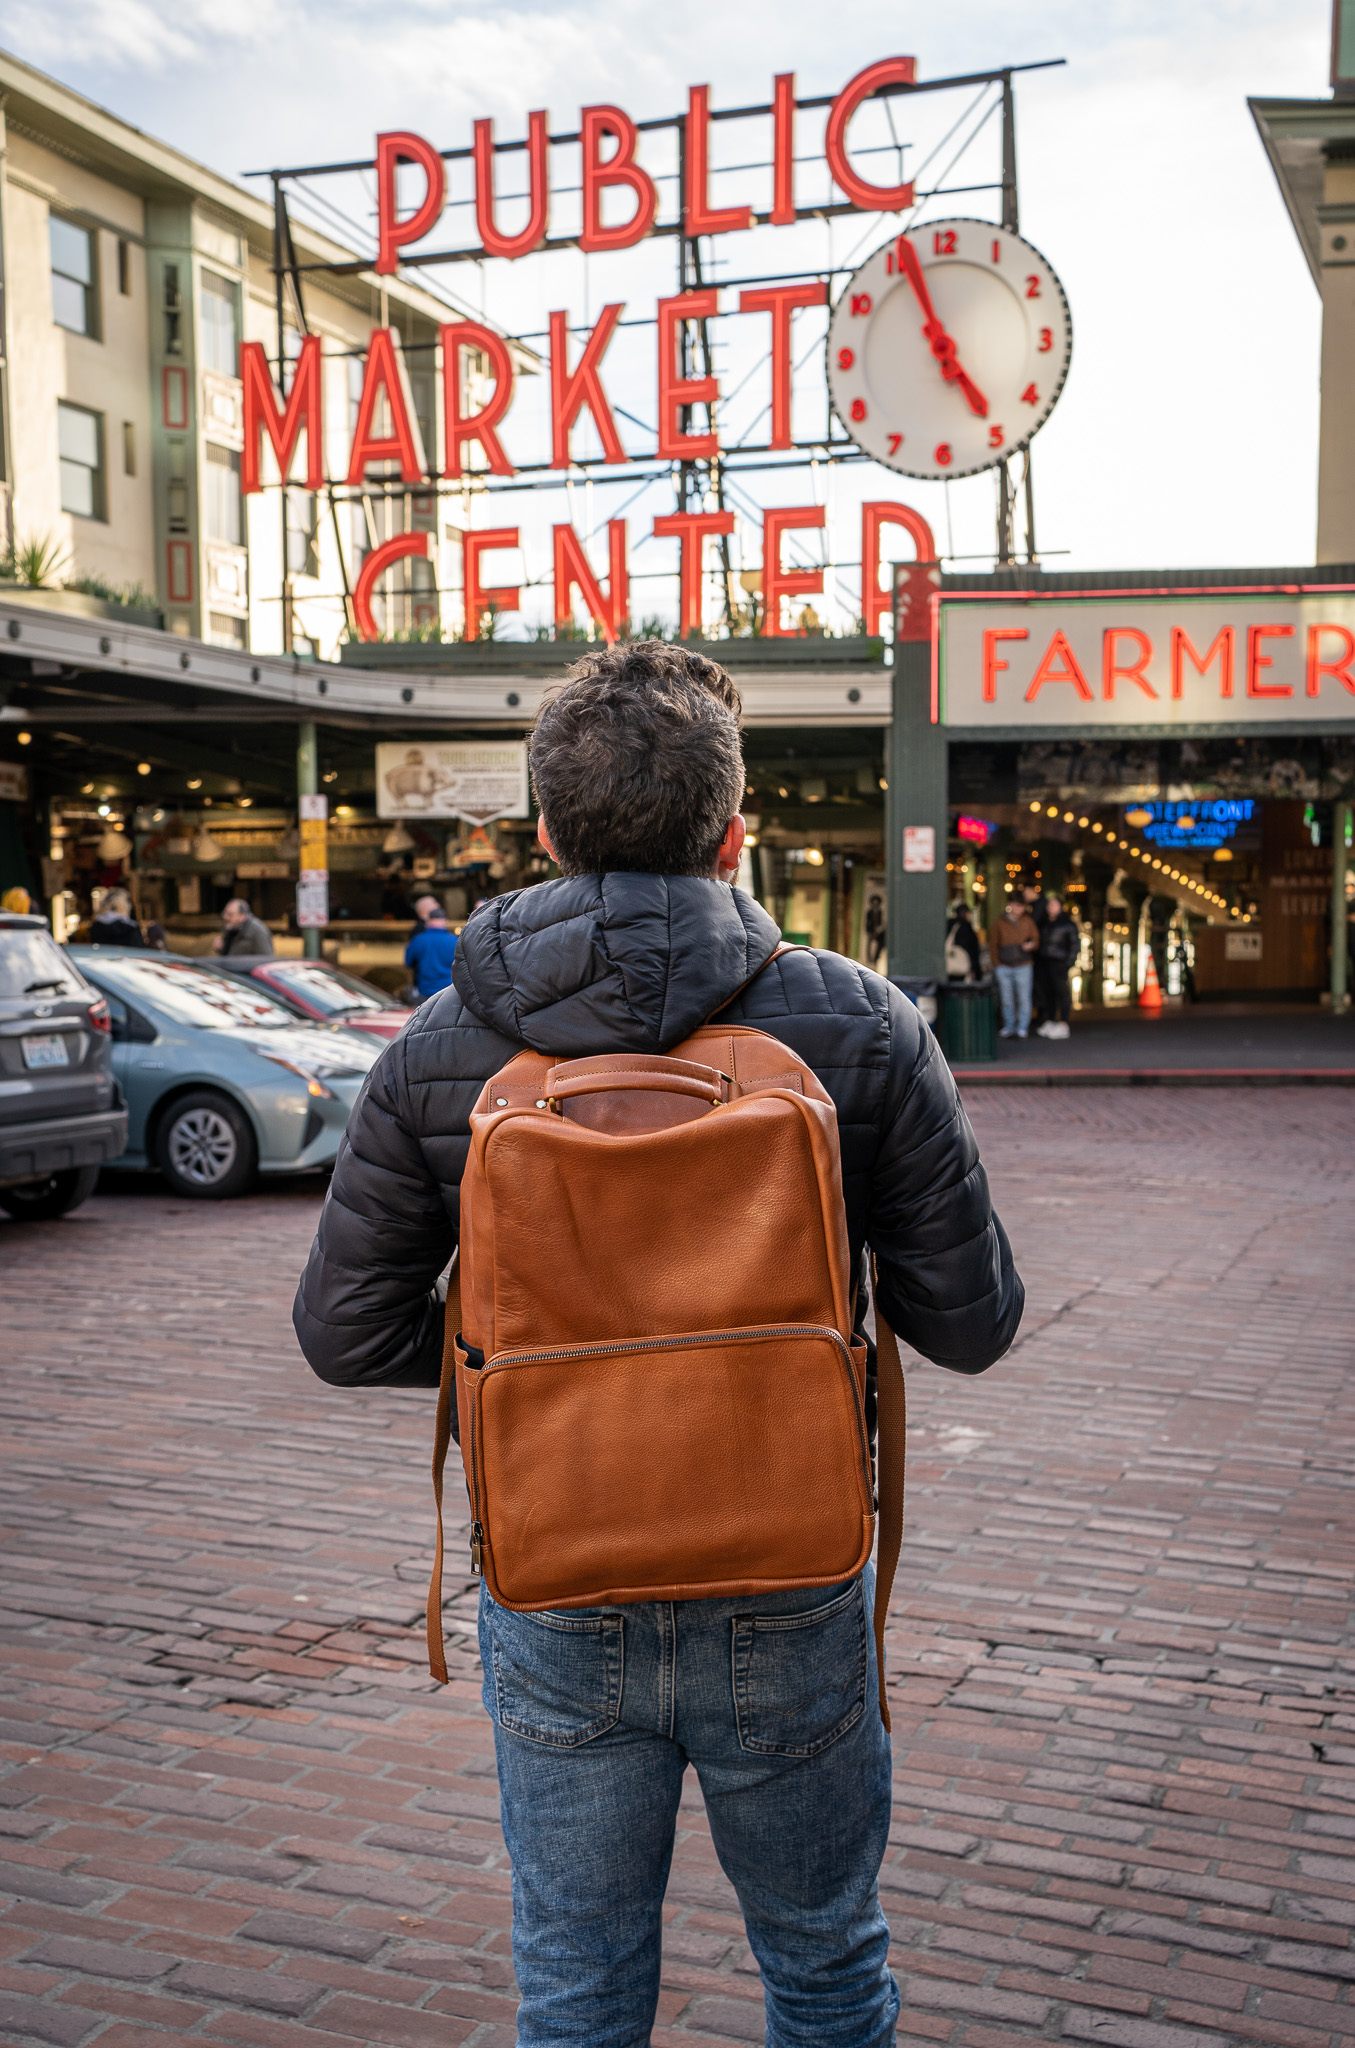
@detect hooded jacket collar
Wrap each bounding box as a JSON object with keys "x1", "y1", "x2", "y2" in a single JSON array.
[{"x1": 451, "y1": 873, "x2": 781, "y2": 1056}]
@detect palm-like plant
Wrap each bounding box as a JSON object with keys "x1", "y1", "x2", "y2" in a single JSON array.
[{"x1": 2, "y1": 532, "x2": 70, "y2": 588}]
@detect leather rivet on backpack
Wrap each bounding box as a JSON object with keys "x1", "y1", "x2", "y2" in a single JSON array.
[
  {"x1": 495, "y1": 1098, "x2": 508, "y2": 1107},
  {"x1": 535, "y1": 1099, "x2": 547, "y2": 1108}
]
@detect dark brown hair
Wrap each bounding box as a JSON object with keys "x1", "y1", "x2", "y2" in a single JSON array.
[{"x1": 529, "y1": 640, "x2": 744, "y2": 876}]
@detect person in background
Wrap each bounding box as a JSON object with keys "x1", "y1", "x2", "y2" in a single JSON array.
[
  {"x1": 1035, "y1": 894, "x2": 1081, "y2": 1040},
  {"x1": 145, "y1": 921, "x2": 169, "y2": 951},
  {"x1": 989, "y1": 896, "x2": 1040, "y2": 1039},
  {"x1": 88, "y1": 888, "x2": 145, "y2": 947},
  {"x1": 213, "y1": 898, "x2": 275, "y2": 956},
  {"x1": 404, "y1": 903, "x2": 458, "y2": 1000},
  {"x1": 944, "y1": 901, "x2": 980, "y2": 981},
  {"x1": 411, "y1": 892, "x2": 442, "y2": 928}
]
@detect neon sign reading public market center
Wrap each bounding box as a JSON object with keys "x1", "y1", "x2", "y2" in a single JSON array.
[{"x1": 241, "y1": 60, "x2": 939, "y2": 641}]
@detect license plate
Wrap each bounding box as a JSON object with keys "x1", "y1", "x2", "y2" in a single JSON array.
[{"x1": 22, "y1": 1033, "x2": 70, "y2": 1069}]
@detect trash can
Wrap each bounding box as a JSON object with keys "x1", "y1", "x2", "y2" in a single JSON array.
[
  {"x1": 937, "y1": 978, "x2": 998, "y2": 1063},
  {"x1": 887, "y1": 975, "x2": 938, "y2": 1026}
]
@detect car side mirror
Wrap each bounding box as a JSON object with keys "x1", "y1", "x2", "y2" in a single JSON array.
[{"x1": 108, "y1": 1000, "x2": 156, "y2": 1044}]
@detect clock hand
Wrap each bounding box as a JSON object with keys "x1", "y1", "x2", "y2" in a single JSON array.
[{"x1": 895, "y1": 235, "x2": 989, "y2": 419}]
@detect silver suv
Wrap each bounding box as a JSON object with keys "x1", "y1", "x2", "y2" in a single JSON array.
[{"x1": 0, "y1": 913, "x2": 128, "y2": 1220}]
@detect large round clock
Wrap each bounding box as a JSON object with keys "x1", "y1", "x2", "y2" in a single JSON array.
[{"x1": 826, "y1": 218, "x2": 1072, "y2": 481}]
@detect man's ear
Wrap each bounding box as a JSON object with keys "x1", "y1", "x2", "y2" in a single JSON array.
[
  {"x1": 537, "y1": 817, "x2": 557, "y2": 862},
  {"x1": 714, "y1": 815, "x2": 747, "y2": 883}
]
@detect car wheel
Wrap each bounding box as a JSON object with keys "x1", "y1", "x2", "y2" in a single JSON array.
[
  {"x1": 156, "y1": 1091, "x2": 257, "y2": 1199},
  {"x1": 0, "y1": 1165, "x2": 101, "y2": 1221}
]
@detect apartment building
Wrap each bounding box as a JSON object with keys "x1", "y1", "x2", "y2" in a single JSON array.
[{"x1": 0, "y1": 47, "x2": 521, "y2": 657}]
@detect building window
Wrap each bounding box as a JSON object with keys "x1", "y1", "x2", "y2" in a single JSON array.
[
  {"x1": 208, "y1": 611, "x2": 247, "y2": 649},
  {"x1": 50, "y1": 216, "x2": 99, "y2": 338},
  {"x1": 122, "y1": 421, "x2": 136, "y2": 476},
  {"x1": 200, "y1": 270, "x2": 239, "y2": 377},
  {"x1": 57, "y1": 401, "x2": 105, "y2": 519},
  {"x1": 204, "y1": 442, "x2": 241, "y2": 545},
  {"x1": 163, "y1": 263, "x2": 183, "y2": 357},
  {"x1": 286, "y1": 488, "x2": 319, "y2": 578},
  {"x1": 117, "y1": 239, "x2": 131, "y2": 296}
]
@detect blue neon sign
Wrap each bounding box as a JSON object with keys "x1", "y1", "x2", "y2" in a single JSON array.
[{"x1": 1122, "y1": 800, "x2": 1256, "y2": 850}]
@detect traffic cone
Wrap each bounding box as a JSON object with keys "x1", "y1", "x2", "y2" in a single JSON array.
[{"x1": 1138, "y1": 949, "x2": 1164, "y2": 1012}]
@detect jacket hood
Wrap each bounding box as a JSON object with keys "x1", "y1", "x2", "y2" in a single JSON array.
[{"x1": 451, "y1": 873, "x2": 781, "y2": 1056}]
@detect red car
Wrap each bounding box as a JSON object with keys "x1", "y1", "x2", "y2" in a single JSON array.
[{"x1": 216, "y1": 958, "x2": 415, "y2": 1041}]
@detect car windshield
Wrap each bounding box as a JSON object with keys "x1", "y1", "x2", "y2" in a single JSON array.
[
  {"x1": 263, "y1": 962, "x2": 396, "y2": 1015},
  {"x1": 93, "y1": 957, "x2": 297, "y2": 1030},
  {"x1": 0, "y1": 927, "x2": 85, "y2": 1000}
]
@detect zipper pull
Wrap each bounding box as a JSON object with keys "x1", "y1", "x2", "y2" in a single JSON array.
[{"x1": 469, "y1": 1523, "x2": 483, "y2": 1577}]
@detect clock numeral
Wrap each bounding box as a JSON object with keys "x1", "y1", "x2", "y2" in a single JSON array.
[
  {"x1": 991, "y1": 238, "x2": 1001, "y2": 263},
  {"x1": 886, "y1": 250, "x2": 894, "y2": 273},
  {"x1": 934, "y1": 442, "x2": 952, "y2": 467},
  {"x1": 850, "y1": 292, "x2": 872, "y2": 316},
  {"x1": 887, "y1": 433, "x2": 903, "y2": 455},
  {"x1": 837, "y1": 347, "x2": 855, "y2": 371},
  {"x1": 1038, "y1": 327, "x2": 1053, "y2": 353},
  {"x1": 850, "y1": 397, "x2": 867, "y2": 422},
  {"x1": 933, "y1": 229, "x2": 957, "y2": 255},
  {"x1": 988, "y1": 424, "x2": 1005, "y2": 448},
  {"x1": 1025, "y1": 274, "x2": 1042, "y2": 299},
  {"x1": 1021, "y1": 383, "x2": 1038, "y2": 405}
]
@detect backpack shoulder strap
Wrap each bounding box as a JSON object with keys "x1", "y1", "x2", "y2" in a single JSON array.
[
  {"x1": 706, "y1": 938, "x2": 798, "y2": 1023},
  {"x1": 870, "y1": 1259, "x2": 906, "y2": 1734}
]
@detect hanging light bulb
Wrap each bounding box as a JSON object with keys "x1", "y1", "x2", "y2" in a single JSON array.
[
  {"x1": 97, "y1": 824, "x2": 132, "y2": 861},
  {"x1": 192, "y1": 824, "x2": 225, "y2": 863},
  {"x1": 382, "y1": 821, "x2": 416, "y2": 854}
]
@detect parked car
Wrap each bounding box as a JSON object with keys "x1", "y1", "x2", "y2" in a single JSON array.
[
  {"x1": 0, "y1": 914, "x2": 128, "y2": 1220},
  {"x1": 212, "y1": 956, "x2": 415, "y2": 1040},
  {"x1": 69, "y1": 949, "x2": 378, "y2": 1199}
]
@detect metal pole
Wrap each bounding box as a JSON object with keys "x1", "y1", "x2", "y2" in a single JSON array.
[
  {"x1": 997, "y1": 74, "x2": 1020, "y2": 572},
  {"x1": 272, "y1": 179, "x2": 294, "y2": 654},
  {"x1": 1332, "y1": 799, "x2": 1350, "y2": 1013},
  {"x1": 297, "y1": 719, "x2": 320, "y2": 960}
]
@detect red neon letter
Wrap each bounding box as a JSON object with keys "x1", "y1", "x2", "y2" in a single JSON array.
[
  {"x1": 353, "y1": 533, "x2": 432, "y2": 642},
  {"x1": 1246, "y1": 622, "x2": 1295, "y2": 697},
  {"x1": 1306, "y1": 622, "x2": 1355, "y2": 696},
  {"x1": 1102, "y1": 627, "x2": 1157, "y2": 700},
  {"x1": 346, "y1": 330, "x2": 426, "y2": 484},
  {"x1": 550, "y1": 304, "x2": 627, "y2": 467},
  {"x1": 657, "y1": 292, "x2": 720, "y2": 461},
  {"x1": 240, "y1": 336, "x2": 323, "y2": 493},
  {"x1": 981, "y1": 627, "x2": 1028, "y2": 702},
  {"x1": 553, "y1": 520, "x2": 629, "y2": 642},
  {"x1": 1170, "y1": 624, "x2": 1234, "y2": 699},
  {"x1": 441, "y1": 322, "x2": 515, "y2": 478},
  {"x1": 1026, "y1": 630, "x2": 1093, "y2": 701},
  {"x1": 771, "y1": 73, "x2": 797, "y2": 225},
  {"x1": 463, "y1": 528, "x2": 520, "y2": 641},
  {"x1": 375, "y1": 132, "x2": 446, "y2": 276},
  {"x1": 651, "y1": 510, "x2": 734, "y2": 638},
  {"x1": 474, "y1": 112, "x2": 550, "y2": 260},
  {"x1": 860, "y1": 501, "x2": 936, "y2": 640},
  {"x1": 762, "y1": 505, "x2": 826, "y2": 637},
  {"x1": 739, "y1": 282, "x2": 827, "y2": 451},
  {"x1": 579, "y1": 106, "x2": 658, "y2": 253},
  {"x1": 825, "y1": 60, "x2": 916, "y2": 212},
  {"x1": 685, "y1": 86, "x2": 752, "y2": 237}
]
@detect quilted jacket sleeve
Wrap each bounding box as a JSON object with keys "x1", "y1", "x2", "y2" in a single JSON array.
[
  {"x1": 868, "y1": 984, "x2": 1023, "y2": 1373},
  {"x1": 293, "y1": 1026, "x2": 457, "y2": 1391}
]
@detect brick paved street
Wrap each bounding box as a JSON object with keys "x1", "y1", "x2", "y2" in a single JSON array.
[{"x1": 2, "y1": 1090, "x2": 1354, "y2": 2048}]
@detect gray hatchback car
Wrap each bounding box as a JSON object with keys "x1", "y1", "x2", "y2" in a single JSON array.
[{"x1": 0, "y1": 912, "x2": 128, "y2": 1220}]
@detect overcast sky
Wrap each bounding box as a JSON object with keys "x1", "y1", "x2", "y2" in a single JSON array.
[{"x1": 1, "y1": 0, "x2": 1331, "y2": 629}]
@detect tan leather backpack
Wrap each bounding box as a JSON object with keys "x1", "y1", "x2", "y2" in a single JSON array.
[{"x1": 426, "y1": 1006, "x2": 907, "y2": 1730}]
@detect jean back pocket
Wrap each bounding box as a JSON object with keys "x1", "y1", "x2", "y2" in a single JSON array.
[
  {"x1": 731, "y1": 1579, "x2": 867, "y2": 1758},
  {"x1": 489, "y1": 1601, "x2": 623, "y2": 1748}
]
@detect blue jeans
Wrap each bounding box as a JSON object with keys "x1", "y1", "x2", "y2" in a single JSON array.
[
  {"x1": 995, "y1": 961, "x2": 1033, "y2": 1034},
  {"x1": 479, "y1": 1570, "x2": 899, "y2": 2047}
]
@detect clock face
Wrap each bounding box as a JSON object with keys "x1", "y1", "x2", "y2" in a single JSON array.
[{"x1": 826, "y1": 218, "x2": 1072, "y2": 482}]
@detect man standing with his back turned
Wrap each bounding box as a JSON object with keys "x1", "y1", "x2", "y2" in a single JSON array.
[{"x1": 294, "y1": 640, "x2": 1023, "y2": 2048}]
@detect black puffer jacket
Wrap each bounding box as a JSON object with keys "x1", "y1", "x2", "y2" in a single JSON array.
[{"x1": 294, "y1": 875, "x2": 1022, "y2": 1407}]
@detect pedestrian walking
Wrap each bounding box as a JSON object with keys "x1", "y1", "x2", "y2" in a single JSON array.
[
  {"x1": 295, "y1": 640, "x2": 1023, "y2": 2048},
  {"x1": 88, "y1": 887, "x2": 145, "y2": 946},
  {"x1": 989, "y1": 897, "x2": 1040, "y2": 1037},
  {"x1": 944, "y1": 901, "x2": 980, "y2": 980},
  {"x1": 212, "y1": 898, "x2": 274, "y2": 956},
  {"x1": 1035, "y1": 893, "x2": 1081, "y2": 1039},
  {"x1": 403, "y1": 903, "x2": 458, "y2": 999}
]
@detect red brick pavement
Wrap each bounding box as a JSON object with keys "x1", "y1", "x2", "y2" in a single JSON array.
[{"x1": 1, "y1": 1089, "x2": 1353, "y2": 2048}]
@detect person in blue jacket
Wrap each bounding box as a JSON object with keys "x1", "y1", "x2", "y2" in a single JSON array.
[{"x1": 404, "y1": 905, "x2": 458, "y2": 1000}]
